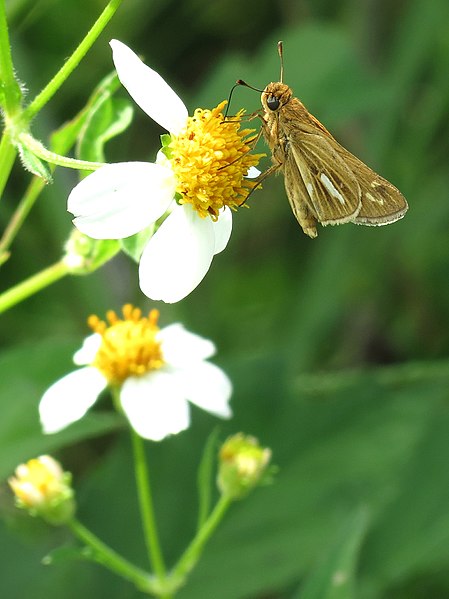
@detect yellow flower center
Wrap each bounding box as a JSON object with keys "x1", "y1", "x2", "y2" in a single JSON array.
[
  {"x1": 168, "y1": 100, "x2": 264, "y2": 219},
  {"x1": 9, "y1": 456, "x2": 64, "y2": 507},
  {"x1": 88, "y1": 304, "x2": 164, "y2": 386}
]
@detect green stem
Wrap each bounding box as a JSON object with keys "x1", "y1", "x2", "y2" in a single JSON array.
[
  {"x1": 22, "y1": 0, "x2": 124, "y2": 122},
  {"x1": 0, "y1": 0, "x2": 22, "y2": 115},
  {"x1": 131, "y1": 430, "x2": 167, "y2": 582},
  {"x1": 0, "y1": 177, "x2": 46, "y2": 261},
  {"x1": 0, "y1": 260, "x2": 69, "y2": 314},
  {"x1": 67, "y1": 519, "x2": 157, "y2": 594},
  {"x1": 18, "y1": 133, "x2": 105, "y2": 170},
  {"x1": 0, "y1": 131, "x2": 17, "y2": 200},
  {"x1": 169, "y1": 495, "x2": 232, "y2": 587}
]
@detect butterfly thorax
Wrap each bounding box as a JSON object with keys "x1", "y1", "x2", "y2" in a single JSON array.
[
  {"x1": 261, "y1": 83, "x2": 324, "y2": 150},
  {"x1": 261, "y1": 82, "x2": 292, "y2": 111}
]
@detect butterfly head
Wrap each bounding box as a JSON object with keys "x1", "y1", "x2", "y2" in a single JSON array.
[{"x1": 262, "y1": 82, "x2": 292, "y2": 113}]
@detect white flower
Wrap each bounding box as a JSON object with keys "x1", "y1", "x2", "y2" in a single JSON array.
[
  {"x1": 68, "y1": 40, "x2": 261, "y2": 303},
  {"x1": 39, "y1": 305, "x2": 232, "y2": 441}
]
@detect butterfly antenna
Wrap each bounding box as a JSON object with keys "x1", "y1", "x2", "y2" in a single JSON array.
[
  {"x1": 278, "y1": 41, "x2": 284, "y2": 83},
  {"x1": 223, "y1": 80, "x2": 265, "y2": 119}
]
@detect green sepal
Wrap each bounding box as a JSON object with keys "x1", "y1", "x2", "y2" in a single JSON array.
[
  {"x1": 120, "y1": 224, "x2": 156, "y2": 263},
  {"x1": 84, "y1": 238, "x2": 121, "y2": 273},
  {"x1": 160, "y1": 133, "x2": 173, "y2": 159},
  {"x1": 16, "y1": 142, "x2": 52, "y2": 182}
]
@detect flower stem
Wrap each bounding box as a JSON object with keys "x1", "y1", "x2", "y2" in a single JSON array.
[
  {"x1": 67, "y1": 518, "x2": 157, "y2": 594},
  {"x1": 0, "y1": 131, "x2": 17, "y2": 201},
  {"x1": 0, "y1": 176, "x2": 46, "y2": 261},
  {"x1": 22, "y1": 0, "x2": 124, "y2": 121},
  {"x1": 0, "y1": 0, "x2": 22, "y2": 115},
  {"x1": 169, "y1": 494, "x2": 232, "y2": 588},
  {"x1": 130, "y1": 430, "x2": 167, "y2": 582},
  {"x1": 0, "y1": 260, "x2": 69, "y2": 314},
  {"x1": 18, "y1": 133, "x2": 105, "y2": 170}
]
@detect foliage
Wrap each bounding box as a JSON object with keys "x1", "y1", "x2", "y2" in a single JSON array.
[{"x1": 2, "y1": 0, "x2": 449, "y2": 597}]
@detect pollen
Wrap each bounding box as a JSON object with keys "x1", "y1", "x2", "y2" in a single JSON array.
[
  {"x1": 88, "y1": 304, "x2": 164, "y2": 385},
  {"x1": 168, "y1": 100, "x2": 264, "y2": 219}
]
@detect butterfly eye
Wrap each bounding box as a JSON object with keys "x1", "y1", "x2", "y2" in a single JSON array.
[{"x1": 266, "y1": 95, "x2": 280, "y2": 111}]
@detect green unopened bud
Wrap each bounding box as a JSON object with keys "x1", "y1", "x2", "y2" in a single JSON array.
[
  {"x1": 63, "y1": 229, "x2": 120, "y2": 274},
  {"x1": 217, "y1": 433, "x2": 272, "y2": 500},
  {"x1": 9, "y1": 455, "x2": 75, "y2": 525}
]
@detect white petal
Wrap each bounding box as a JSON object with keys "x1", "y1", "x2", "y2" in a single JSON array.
[
  {"x1": 39, "y1": 368, "x2": 107, "y2": 434},
  {"x1": 158, "y1": 323, "x2": 216, "y2": 365},
  {"x1": 212, "y1": 207, "x2": 232, "y2": 255},
  {"x1": 73, "y1": 334, "x2": 102, "y2": 365},
  {"x1": 246, "y1": 166, "x2": 261, "y2": 178},
  {"x1": 110, "y1": 40, "x2": 188, "y2": 135},
  {"x1": 120, "y1": 373, "x2": 190, "y2": 441},
  {"x1": 68, "y1": 162, "x2": 176, "y2": 239},
  {"x1": 176, "y1": 362, "x2": 233, "y2": 418},
  {"x1": 139, "y1": 204, "x2": 216, "y2": 303}
]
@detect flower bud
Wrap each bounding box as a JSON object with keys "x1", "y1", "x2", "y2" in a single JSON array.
[
  {"x1": 9, "y1": 456, "x2": 75, "y2": 525},
  {"x1": 63, "y1": 229, "x2": 120, "y2": 274},
  {"x1": 217, "y1": 433, "x2": 272, "y2": 500}
]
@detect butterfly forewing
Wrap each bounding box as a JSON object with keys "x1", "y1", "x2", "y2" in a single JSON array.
[
  {"x1": 283, "y1": 151, "x2": 321, "y2": 238},
  {"x1": 289, "y1": 132, "x2": 362, "y2": 225}
]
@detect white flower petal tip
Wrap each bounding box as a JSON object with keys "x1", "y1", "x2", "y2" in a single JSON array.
[
  {"x1": 110, "y1": 39, "x2": 188, "y2": 135},
  {"x1": 158, "y1": 324, "x2": 216, "y2": 365},
  {"x1": 68, "y1": 162, "x2": 176, "y2": 240},
  {"x1": 177, "y1": 362, "x2": 233, "y2": 419},
  {"x1": 39, "y1": 368, "x2": 107, "y2": 434},
  {"x1": 246, "y1": 166, "x2": 261, "y2": 178},
  {"x1": 139, "y1": 205, "x2": 216, "y2": 303},
  {"x1": 213, "y1": 207, "x2": 232, "y2": 255}
]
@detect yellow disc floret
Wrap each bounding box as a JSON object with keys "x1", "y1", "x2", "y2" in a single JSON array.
[
  {"x1": 88, "y1": 304, "x2": 164, "y2": 386},
  {"x1": 168, "y1": 100, "x2": 264, "y2": 219},
  {"x1": 9, "y1": 456, "x2": 75, "y2": 525},
  {"x1": 9, "y1": 456, "x2": 67, "y2": 508}
]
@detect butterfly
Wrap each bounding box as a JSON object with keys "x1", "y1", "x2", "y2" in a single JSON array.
[{"x1": 239, "y1": 42, "x2": 408, "y2": 238}]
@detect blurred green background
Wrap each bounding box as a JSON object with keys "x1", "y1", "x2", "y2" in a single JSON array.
[{"x1": 2, "y1": 0, "x2": 449, "y2": 597}]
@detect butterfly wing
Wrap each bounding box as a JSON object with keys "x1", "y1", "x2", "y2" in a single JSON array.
[
  {"x1": 283, "y1": 154, "x2": 320, "y2": 238},
  {"x1": 334, "y1": 145, "x2": 408, "y2": 225},
  {"x1": 288, "y1": 132, "x2": 362, "y2": 225}
]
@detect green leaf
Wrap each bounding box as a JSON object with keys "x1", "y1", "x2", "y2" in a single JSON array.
[
  {"x1": 296, "y1": 508, "x2": 369, "y2": 599},
  {"x1": 50, "y1": 112, "x2": 88, "y2": 157},
  {"x1": 77, "y1": 96, "x2": 133, "y2": 163},
  {"x1": 119, "y1": 224, "x2": 155, "y2": 263},
  {"x1": 50, "y1": 71, "x2": 120, "y2": 154},
  {"x1": 16, "y1": 143, "x2": 52, "y2": 182},
  {"x1": 50, "y1": 71, "x2": 123, "y2": 157},
  {"x1": 196, "y1": 428, "x2": 220, "y2": 530},
  {"x1": 43, "y1": 544, "x2": 88, "y2": 566}
]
